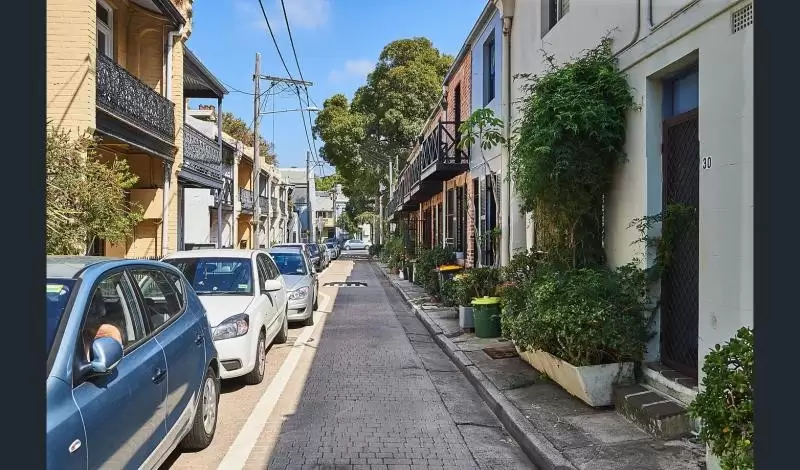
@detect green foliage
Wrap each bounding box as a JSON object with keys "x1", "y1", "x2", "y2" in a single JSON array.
[
  {"x1": 511, "y1": 37, "x2": 637, "y2": 268},
  {"x1": 503, "y1": 263, "x2": 651, "y2": 366},
  {"x1": 439, "y1": 277, "x2": 457, "y2": 307},
  {"x1": 414, "y1": 247, "x2": 456, "y2": 295},
  {"x1": 688, "y1": 328, "x2": 754, "y2": 470},
  {"x1": 46, "y1": 124, "x2": 143, "y2": 255},
  {"x1": 221, "y1": 112, "x2": 277, "y2": 165},
  {"x1": 629, "y1": 203, "x2": 698, "y2": 279},
  {"x1": 451, "y1": 267, "x2": 500, "y2": 307},
  {"x1": 315, "y1": 173, "x2": 342, "y2": 192},
  {"x1": 381, "y1": 233, "x2": 406, "y2": 269},
  {"x1": 314, "y1": 38, "x2": 452, "y2": 205},
  {"x1": 458, "y1": 107, "x2": 507, "y2": 153}
]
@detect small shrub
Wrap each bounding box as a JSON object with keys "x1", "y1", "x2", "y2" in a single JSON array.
[
  {"x1": 504, "y1": 263, "x2": 650, "y2": 366},
  {"x1": 688, "y1": 327, "x2": 753, "y2": 470},
  {"x1": 415, "y1": 247, "x2": 456, "y2": 295},
  {"x1": 439, "y1": 277, "x2": 457, "y2": 307},
  {"x1": 470, "y1": 267, "x2": 500, "y2": 298}
]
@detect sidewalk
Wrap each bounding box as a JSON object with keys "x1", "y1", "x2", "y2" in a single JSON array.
[{"x1": 378, "y1": 264, "x2": 705, "y2": 470}]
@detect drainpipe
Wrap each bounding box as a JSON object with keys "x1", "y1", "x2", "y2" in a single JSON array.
[
  {"x1": 162, "y1": 26, "x2": 185, "y2": 257},
  {"x1": 499, "y1": 0, "x2": 515, "y2": 266}
]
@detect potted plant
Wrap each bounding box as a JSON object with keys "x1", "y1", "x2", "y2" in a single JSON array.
[
  {"x1": 687, "y1": 327, "x2": 753, "y2": 470},
  {"x1": 453, "y1": 272, "x2": 476, "y2": 329},
  {"x1": 504, "y1": 264, "x2": 649, "y2": 407}
]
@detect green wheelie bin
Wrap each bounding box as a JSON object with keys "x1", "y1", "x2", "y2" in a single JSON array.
[{"x1": 471, "y1": 296, "x2": 502, "y2": 338}]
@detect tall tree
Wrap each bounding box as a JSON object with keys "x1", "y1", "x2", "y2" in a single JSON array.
[
  {"x1": 315, "y1": 172, "x2": 342, "y2": 192},
  {"x1": 46, "y1": 125, "x2": 143, "y2": 255},
  {"x1": 314, "y1": 37, "x2": 453, "y2": 213},
  {"x1": 222, "y1": 112, "x2": 278, "y2": 165}
]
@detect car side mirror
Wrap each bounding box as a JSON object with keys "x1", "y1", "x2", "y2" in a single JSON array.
[
  {"x1": 263, "y1": 279, "x2": 282, "y2": 292},
  {"x1": 89, "y1": 337, "x2": 123, "y2": 374}
]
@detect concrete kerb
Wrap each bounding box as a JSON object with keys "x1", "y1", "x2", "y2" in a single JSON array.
[{"x1": 378, "y1": 264, "x2": 577, "y2": 470}]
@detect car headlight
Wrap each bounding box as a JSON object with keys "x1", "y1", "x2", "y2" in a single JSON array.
[
  {"x1": 212, "y1": 313, "x2": 249, "y2": 341},
  {"x1": 289, "y1": 286, "x2": 309, "y2": 301}
]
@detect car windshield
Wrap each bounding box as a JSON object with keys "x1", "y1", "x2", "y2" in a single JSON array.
[
  {"x1": 270, "y1": 252, "x2": 308, "y2": 276},
  {"x1": 326, "y1": 243, "x2": 335, "y2": 248},
  {"x1": 164, "y1": 258, "x2": 253, "y2": 295},
  {"x1": 47, "y1": 279, "x2": 75, "y2": 355},
  {"x1": 308, "y1": 244, "x2": 319, "y2": 254}
]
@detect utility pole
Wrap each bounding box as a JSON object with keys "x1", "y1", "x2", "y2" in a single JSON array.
[
  {"x1": 388, "y1": 159, "x2": 393, "y2": 196},
  {"x1": 307, "y1": 150, "x2": 315, "y2": 243},
  {"x1": 252, "y1": 53, "x2": 262, "y2": 248}
]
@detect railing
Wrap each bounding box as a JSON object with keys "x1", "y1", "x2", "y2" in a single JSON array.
[
  {"x1": 183, "y1": 124, "x2": 222, "y2": 180},
  {"x1": 258, "y1": 195, "x2": 268, "y2": 212},
  {"x1": 240, "y1": 188, "x2": 254, "y2": 210},
  {"x1": 96, "y1": 53, "x2": 175, "y2": 142},
  {"x1": 216, "y1": 177, "x2": 234, "y2": 206}
]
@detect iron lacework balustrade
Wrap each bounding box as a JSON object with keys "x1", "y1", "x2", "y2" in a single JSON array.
[
  {"x1": 96, "y1": 53, "x2": 175, "y2": 143},
  {"x1": 240, "y1": 188, "x2": 254, "y2": 211},
  {"x1": 258, "y1": 195, "x2": 268, "y2": 212},
  {"x1": 183, "y1": 124, "x2": 222, "y2": 181},
  {"x1": 391, "y1": 120, "x2": 469, "y2": 217}
]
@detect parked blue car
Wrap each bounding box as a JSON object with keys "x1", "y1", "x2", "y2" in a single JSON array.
[{"x1": 46, "y1": 256, "x2": 221, "y2": 469}]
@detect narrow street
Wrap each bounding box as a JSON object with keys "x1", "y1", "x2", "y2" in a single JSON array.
[{"x1": 163, "y1": 254, "x2": 533, "y2": 470}]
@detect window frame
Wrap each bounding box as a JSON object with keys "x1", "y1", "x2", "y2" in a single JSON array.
[
  {"x1": 72, "y1": 268, "x2": 149, "y2": 387},
  {"x1": 256, "y1": 254, "x2": 270, "y2": 289},
  {"x1": 483, "y1": 33, "x2": 496, "y2": 106},
  {"x1": 127, "y1": 267, "x2": 188, "y2": 336},
  {"x1": 96, "y1": 0, "x2": 114, "y2": 58}
]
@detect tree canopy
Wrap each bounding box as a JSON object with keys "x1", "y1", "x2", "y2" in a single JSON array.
[
  {"x1": 222, "y1": 112, "x2": 277, "y2": 165},
  {"x1": 315, "y1": 172, "x2": 342, "y2": 192},
  {"x1": 46, "y1": 125, "x2": 143, "y2": 255},
  {"x1": 314, "y1": 37, "x2": 453, "y2": 215}
]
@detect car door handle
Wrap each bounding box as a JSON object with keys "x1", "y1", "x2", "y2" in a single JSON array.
[
  {"x1": 152, "y1": 368, "x2": 166, "y2": 384},
  {"x1": 195, "y1": 333, "x2": 204, "y2": 345}
]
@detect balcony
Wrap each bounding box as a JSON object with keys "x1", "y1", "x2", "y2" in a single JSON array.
[
  {"x1": 182, "y1": 124, "x2": 223, "y2": 188},
  {"x1": 95, "y1": 53, "x2": 176, "y2": 160},
  {"x1": 390, "y1": 121, "x2": 469, "y2": 216},
  {"x1": 240, "y1": 188, "x2": 254, "y2": 212},
  {"x1": 258, "y1": 195, "x2": 268, "y2": 213}
]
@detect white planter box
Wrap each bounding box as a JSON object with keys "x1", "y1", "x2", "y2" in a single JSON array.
[
  {"x1": 459, "y1": 306, "x2": 474, "y2": 329},
  {"x1": 515, "y1": 346, "x2": 634, "y2": 407},
  {"x1": 705, "y1": 445, "x2": 722, "y2": 470}
]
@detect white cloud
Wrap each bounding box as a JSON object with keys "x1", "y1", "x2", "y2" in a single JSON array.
[
  {"x1": 278, "y1": 0, "x2": 331, "y2": 30},
  {"x1": 328, "y1": 59, "x2": 375, "y2": 83},
  {"x1": 233, "y1": 0, "x2": 331, "y2": 33}
]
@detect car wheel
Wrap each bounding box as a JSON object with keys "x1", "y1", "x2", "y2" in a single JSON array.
[
  {"x1": 313, "y1": 291, "x2": 319, "y2": 311},
  {"x1": 179, "y1": 366, "x2": 219, "y2": 451},
  {"x1": 274, "y1": 309, "x2": 289, "y2": 344},
  {"x1": 243, "y1": 331, "x2": 266, "y2": 385},
  {"x1": 303, "y1": 310, "x2": 314, "y2": 326}
]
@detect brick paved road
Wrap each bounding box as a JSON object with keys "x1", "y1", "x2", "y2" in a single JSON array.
[{"x1": 260, "y1": 258, "x2": 533, "y2": 470}]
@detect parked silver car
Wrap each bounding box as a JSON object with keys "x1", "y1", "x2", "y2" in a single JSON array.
[{"x1": 268, "y1": 247, "x2": 318, "y2": 326}]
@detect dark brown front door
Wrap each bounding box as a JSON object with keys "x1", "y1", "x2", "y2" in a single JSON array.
[{"x1": 660, "y1": 109, "x2": 700, "y2": 378}]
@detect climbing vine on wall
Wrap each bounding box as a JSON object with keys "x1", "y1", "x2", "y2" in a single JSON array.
[{"x1": 511, "y1": 37, "x2": 638, "y2": 268}]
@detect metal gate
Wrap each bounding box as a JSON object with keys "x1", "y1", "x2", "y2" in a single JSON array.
[
  {"x1": 660, "y1": 109, "x2": 700, "y2": 378},
  {"x1": 404, "y1": 212, "x2": 419, "y2": 256}
]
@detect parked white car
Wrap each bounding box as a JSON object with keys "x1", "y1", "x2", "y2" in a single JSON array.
[
  {"x1": 344, "y1": 239, "x2": 370, "y2": 250},
  {"x1": 162, "y1": 249, "x2": 289, "y2": 385},
  {"x1": 269, "y1": 247, "x2": 318, "y2": 326}
]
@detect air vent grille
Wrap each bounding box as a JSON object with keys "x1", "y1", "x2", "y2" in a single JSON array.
[{"x1": 731, "y1": 3, "x2": 753, "y2": 34}]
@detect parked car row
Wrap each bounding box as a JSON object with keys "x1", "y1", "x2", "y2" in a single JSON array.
[{"x1": 46, "y1": 245, "x2": 322, "y2": 469}]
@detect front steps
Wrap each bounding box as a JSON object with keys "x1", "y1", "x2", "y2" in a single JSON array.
[{"x1": 614, "y1": 363, "x2": 700, "y2": 440}]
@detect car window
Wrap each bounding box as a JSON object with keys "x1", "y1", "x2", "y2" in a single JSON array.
[
  {"x1": 265, "y1": 256, "x2": 281, "y2": 279},
  {"x1": 256, "y1": 255, "x2": 270, "y2": 284},
  {"x1": 164, "y1": 258, "x2": 254, "y2": 296},
  {"x1": 129, "y1": 269, "x2": 184, "y2": 330},
  {"x1": 79, "y1": 272, "x2": 145, "y2": 361},
  {"x1": 47, "y1": 279, "x2": 75, "y2": 356},
  {"x1": 270, "y1": 252, "x2": 308, "y2": 275}
]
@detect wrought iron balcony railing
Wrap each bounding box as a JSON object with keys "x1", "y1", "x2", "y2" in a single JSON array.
[
  {"x1": 258, "y1": 195, "x2": 268, "y2": 212},
  {"x1": 96, "y1": 53, "x2": 175, "y2": 142},
  {"x1": 183, "y1": 124, "x2": 222, "y2": 180},
  {"x1": 240, "y1": 188, "x2": 254, "y2": 210}
]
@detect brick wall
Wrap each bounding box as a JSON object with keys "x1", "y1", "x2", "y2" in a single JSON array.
[
  {"x1": 445, "y1": 53, "x2": 472, "y2": 133},
  {"x1": 47, "y1": 0, "x2": 95, "y2": 134}
]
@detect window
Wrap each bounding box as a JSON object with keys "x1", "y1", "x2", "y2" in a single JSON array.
[
  {"x1": 256, "y1": 255, "x2": 270, "y2": 286},
  {"x1": 271, "y1": 252, "x2": 308, "y2": 276},
  {"x1": 96, "y1": 1, "x2": 114, "y2": 58},
  {"x1": 164, "y1": 258, "x2": 254, "y2": 296},
  {"x1": 265, "y1": 256, "x2": 281, "y2": 279},
  {"x1": 544, "y1": 0, "x2": 569, "y2": 36},
  {"x1": 47, "y1": 279, "x2": 76, "y2": 356},
  {"x1": 483, "y1": 34, "x2": 496, "y2": 106},
  {"x1": 130, "y1": 269, "x2": 184, "y2": 329},
  {"x1": 80, "y1": 272, "x2": 145, "y2": 361},
  {"x1": 456, "y1": 186, "x2": 466, "y2": 253},
  {"x1": 446, "y1": 188, "x2": 456, "y2": 248}
]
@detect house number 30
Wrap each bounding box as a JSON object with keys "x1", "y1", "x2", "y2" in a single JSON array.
[{"x1": 702, "y1": 156, "x2": 712, "y2": 170}]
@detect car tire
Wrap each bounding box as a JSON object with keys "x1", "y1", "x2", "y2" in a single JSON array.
[
  {"x1": 274, "y1": 309, "x2": 289, "y2": 344},
  {"x1": 179, "y1": 366, "x2": 219, "y2": 451},
  {"x1": 243, "y1": 331, "x2": 266, "y2": 385},
  {"x1": 303, "y1": 310, "x2": 314, "y2": 326}
]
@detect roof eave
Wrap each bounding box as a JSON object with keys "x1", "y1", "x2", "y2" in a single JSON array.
[
  {"x1": 442, "y1": 1, "x2": 499, "y2": 85},
  {"x1": 152, "y1": 0, "x2": 186, "y2": 27}
]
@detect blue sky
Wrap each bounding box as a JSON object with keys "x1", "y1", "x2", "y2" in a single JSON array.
[{"x1": 187, "y1": 0, "x2": 487, "y2": 175}]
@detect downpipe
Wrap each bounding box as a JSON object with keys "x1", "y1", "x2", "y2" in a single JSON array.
[{"x1": 500, "y1": 2, "x2": 514, "y2": 266}]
